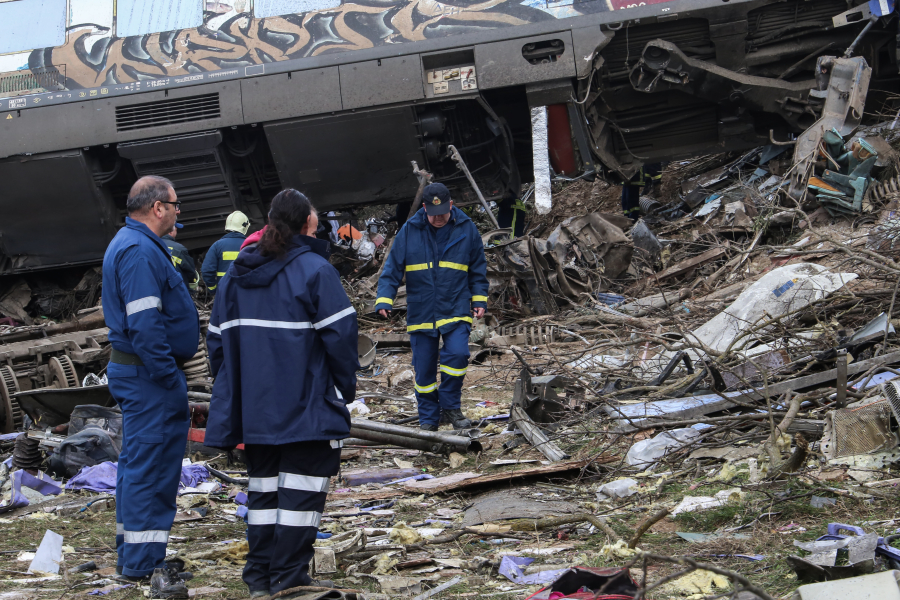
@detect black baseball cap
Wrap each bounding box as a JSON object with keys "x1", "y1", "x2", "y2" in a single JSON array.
[{"x1": 422, "y1": 183, "x2": 452, "y2": 216}]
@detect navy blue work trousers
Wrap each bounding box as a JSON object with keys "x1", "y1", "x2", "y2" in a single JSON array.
[
  {"x1": 109, "y1": 362, "x2": 189, "y2": 577},
  {"x1": 410, "y1": 323, "x2": 471, "y2": 426},
  {"x1": 243, "y1": 440, "x2": 342, "y2": 594}
]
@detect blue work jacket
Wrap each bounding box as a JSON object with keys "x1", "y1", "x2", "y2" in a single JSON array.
[
  {"x1": 375, "y1": 207, "x2": 488, "y2": 335},
  {"x1": 201, "y1": 231, "x2": 246, "y2": 293},
  {"x1": 205, "y1": 235, "x2": 359, "y2": 448},
  {"x1": 101, "y1": 218, "x2": 200, "y2": 389}
]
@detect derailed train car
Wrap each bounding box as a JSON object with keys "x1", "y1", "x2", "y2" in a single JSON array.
[{"x1": 0, "y1": 0, "x2": 896, "y2": 273}]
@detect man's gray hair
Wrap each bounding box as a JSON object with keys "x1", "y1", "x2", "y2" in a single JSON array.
[{"x1": 126, "y1": 176, "x2": 174, "y2": 214}]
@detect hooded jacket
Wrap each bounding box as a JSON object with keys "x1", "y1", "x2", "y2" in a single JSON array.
[
  {"x1": 201, "y1": 231, "x2": 246, "y2": 293},
  {"x1": 204, "y1": 235, "x2": 359, "y2": 448},
  {"x1": 375, "y1": 207, "x2": 488, "y2": 335}
]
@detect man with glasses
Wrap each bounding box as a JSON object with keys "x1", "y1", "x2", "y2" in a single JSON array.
[{"x1": 102, "y1": 175, "x2": 199, "y2": 599}]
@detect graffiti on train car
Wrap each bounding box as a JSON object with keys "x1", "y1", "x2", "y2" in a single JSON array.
[{"x1": 21, "y1": 0, "x2": 669, "y2": 90}]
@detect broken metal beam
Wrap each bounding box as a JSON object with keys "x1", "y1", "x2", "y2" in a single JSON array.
[
  {"x1": 511, "y1": 404, "x2": 568, "y2": 462},
  {"x1": 608, "y1": 348, "x2": 900, "y2": 428}
]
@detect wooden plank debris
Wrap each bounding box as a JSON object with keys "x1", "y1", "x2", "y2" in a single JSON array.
[{"x1": 402, "y1": 459, "x2": 612, "y2": 494}]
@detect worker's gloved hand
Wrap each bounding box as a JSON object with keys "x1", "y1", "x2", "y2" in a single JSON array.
[
  {"x1": 378, "y1": 309, "x2": 391, "y2": 319},
  {"x1": 472, "y1": 307, "x2": 485, "y2": 319}
]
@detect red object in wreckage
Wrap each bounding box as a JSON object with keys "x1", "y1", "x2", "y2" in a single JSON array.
[
  {"x1": 546, "y1": 104, "x2": 577, "y2": 176},
  {"x1": 187, "y1": 427, "x2": 244, "y2": 450}
]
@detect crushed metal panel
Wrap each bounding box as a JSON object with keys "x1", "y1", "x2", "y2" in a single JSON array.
[
  {"x1": 788, "y1": 56, "x2": 871, "y2": 200},
  {"x1": 116, "y1": 0, "x2": 203, "y2": 38},
  {"x1": 821, "y1": 399, "x2": 897, "y2": 460}
]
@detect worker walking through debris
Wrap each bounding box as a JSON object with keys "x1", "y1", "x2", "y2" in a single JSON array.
[
  {"x1": 162, "y1": 223, "x2": 199, "y2": 292},
  {"x1": 201, "y1": 211, "x2": 249, "y2": 294},
  {"x1": 101, "y1": 175, "x2": 200, "y2": 599},
  {"x1": 375, "y1": 182, "x2": 488, "y2": 431},
  {"x1": 204, "y1": 189, "x2": 359, "y2": 596}
]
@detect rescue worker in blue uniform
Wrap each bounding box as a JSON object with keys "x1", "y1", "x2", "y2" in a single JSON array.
[
  {"x1": 375, "y1": 183, "x2": 488, "y2": 431},
  {"x1": 621, "y1": 163, "x2": 662, "y2": 221},
  {"x1": 162, "y1": 223, "x2": 199, "y2": 292},
  {"x1": 102, "y1": 176, "x2": 199, "y2": 599},
  {"x1": 204, "y1": 189, "x2": 358, "y2": 597},
  {"x1": 201, "y1": 211, "x2": 249, "y2": 294}
]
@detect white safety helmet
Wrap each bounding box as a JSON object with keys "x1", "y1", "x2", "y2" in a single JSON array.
[{"x1": 225, "y1": 211, "x2": 250, "y2": 235}]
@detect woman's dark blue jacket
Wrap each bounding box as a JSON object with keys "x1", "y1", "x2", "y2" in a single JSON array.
[{"x1": 204, "y1": 234, "x2": 358, "y2": 448}]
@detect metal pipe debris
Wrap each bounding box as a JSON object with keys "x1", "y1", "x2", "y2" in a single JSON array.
[
  {"x1": 348, "y1": 428, "x2": 443, "y2": 453},
  {"x1": 351, "y1": 418, "x2": 483, "y2": 454}
]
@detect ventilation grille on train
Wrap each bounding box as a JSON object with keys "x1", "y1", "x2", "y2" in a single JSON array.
[
  {"x1": 115, "y1": 93, "x2": 221, "y2": 132},
  {"x1": 0, "y1": 66, "x2": 66, "y2": 94},
  {"x1": 747, "y1": 0, "x2": 848, "y2": 39}
]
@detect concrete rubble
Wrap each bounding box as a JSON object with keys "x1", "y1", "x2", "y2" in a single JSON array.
[{"x1": 8, "y1": 126, "x2": 900, "y2": 600}]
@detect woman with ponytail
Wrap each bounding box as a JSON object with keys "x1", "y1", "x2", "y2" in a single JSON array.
[{"x1": 204, "y1": 189, "x2": 359, "y2": 596}]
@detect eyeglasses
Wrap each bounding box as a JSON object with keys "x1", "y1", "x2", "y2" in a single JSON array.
[{"x1": 158, "y1": 200, "x2": 182, "y2": 209}]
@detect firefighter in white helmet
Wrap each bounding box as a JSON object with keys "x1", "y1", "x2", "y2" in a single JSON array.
[{"x1": 202, "y1": 211, "x2": 250, "y2": 295}]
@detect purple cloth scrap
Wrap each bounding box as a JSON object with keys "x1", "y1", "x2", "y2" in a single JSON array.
[
  {"x1": 0, "y1": 470, "x2": 63, "y2": 513},
  {"x1": 67, "y1": 462, "x2": 210, "y2": 494},
  {"x1": 180, "y1": 464, "x2": 210, "y2": 488},
  {"x1": 66, "y1": 461, "x2": 118, "y2": 494},
  {"x1": 499, "y1": 555, "x2": 567, "y2": 585},
  {"x1": 235, "y1": 505, "x2": 248, "y2": 519},
  {"x1": 234, "y1": 491, "x2": 248, "y2": 505}
]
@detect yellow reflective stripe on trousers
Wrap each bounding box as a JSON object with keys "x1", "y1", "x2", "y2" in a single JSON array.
[
  {"x1": 415, "y1": 381, "x2": 438, "y2": 394},
  {"x1": 222, "y1": 251, "x2": 239, "y2": 260},
  {"x1": 440, "y1": 364, "x2": 467, "y2": 377},
  {"x1": 438, "y1": 261, "x2": 468, "y2": 272},
  {"x1": 217, "y1": 272, "x2": 226, "y2": 277},
  {"x1": 406, "y1": 263, "x2": 432, "y2": 272},
  {"x1": 376, "y1": 297, "x2": 394, "y2": 306},
  {"x1": 472, "y1": 295, "x2": 488, "y2": 303},
  {"x1": 436, "y1": 316, "x2": 473, "y2": 328}
]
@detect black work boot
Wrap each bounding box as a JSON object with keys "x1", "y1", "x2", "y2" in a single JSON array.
[
  {"x1": 249, "y1": 590, "x2": 269, "y2": 598},
  {"x1": 442, "y1": 409, "x2": 472, "y2": 429},
  {"x1": 150, "y1": 567, "x2": 189, "y2": 599},
  {"x1": 112, "y1": 571, "x2": 150, "y2": 584},
  {"x1": 420, "y1": 422, "x2": 439, "y2": 432}
]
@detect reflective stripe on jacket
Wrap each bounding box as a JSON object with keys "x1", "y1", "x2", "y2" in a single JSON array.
[
  {"x1": 205, "y1": 235, "x2": 358, "y2": 447},
  {"x1": 201, "y1": 231, "x2": 246, "y2": 293},
  {"x1": 375, "y1": 206, "x2": 488, "y2": 335},
  {"x1": 101, "y1": 218, "x2": 200, "y2": 389},
  {"x1": 162, "y1": 235, "x2": 198, "y2": 289}
]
